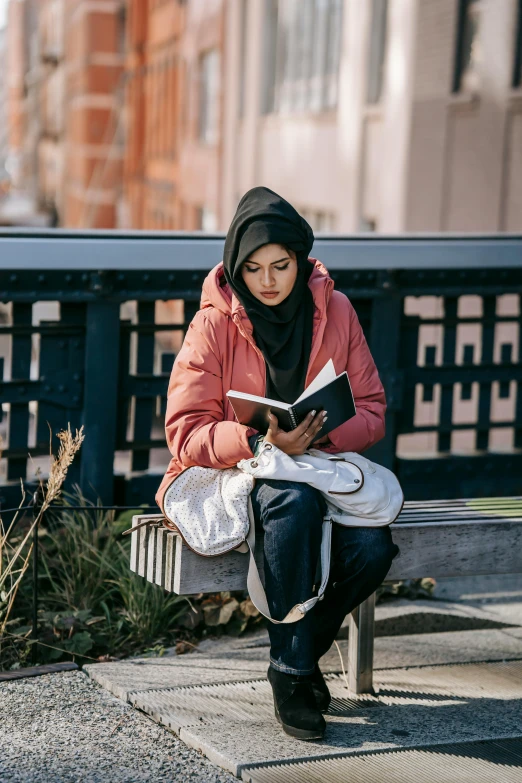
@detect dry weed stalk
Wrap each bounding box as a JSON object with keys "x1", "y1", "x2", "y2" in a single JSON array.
[{"x1": 0, "y1": 424, "x2": 85, "y2": 635}]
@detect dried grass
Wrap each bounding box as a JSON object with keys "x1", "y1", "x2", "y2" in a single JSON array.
[{"x1": 0, "y1": 424, "x2": 85, "y2": 635}]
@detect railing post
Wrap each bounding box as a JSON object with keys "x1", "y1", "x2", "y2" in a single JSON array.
[
  {"x1": 31, "y1": 483, "x2": 44, "y2": 665},
  {"x1": 8, "y1": 303, "x2": 32, "y2": 483},
  {"x1": 365, "y1": 272, "x2": 403, "y2": 470},
  {"x1": 347, "y1": 592, "x2": 376, "y2": 694},
  {"x1": 80, "y1": 300, "x2": 120, "y2": 505}
]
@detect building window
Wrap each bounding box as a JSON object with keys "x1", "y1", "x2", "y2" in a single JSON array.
[
  {"x1": 366, "y1": 0, "x2": 388, "y2": 104},
  {"x1": 263, "y1": 0, "x2": 343, "y2": 115},
  {"x1": 359, "y1": 217, "x2": 377, "y2": 232},
  {"x1": 239, "y1": 0, "x2": 248, "y2": 117},
  {"x1": 513, "y1": 0, "x2": 522, "y2": 88},
  {"x1": 300, "y1": 208, "x2": 336, "y2": 232},
  {"x1": 117, "y1": 3, "x2": 127, "y2": 55},
  {"x1": 261, "y1": 0, "x2": 278, "y2": 114},
  {"x1": 197, "y1": 206, "x2": 217, "y2": 232},
  {"x1": 453, "y1": 0, "x2": 482, "y2": 94},
  {"x1": 198, "y1": 49, "x2": 220, "y2": 145}
]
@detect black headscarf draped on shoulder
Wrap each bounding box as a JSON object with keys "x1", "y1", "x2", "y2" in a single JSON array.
[{"x1": 223, "y1": 186, "x2": 315, "y2": 404}]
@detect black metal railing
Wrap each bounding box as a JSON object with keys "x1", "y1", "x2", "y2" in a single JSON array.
[{"x1": 0, "y1": 229, "x2": 521, "y2": 509}]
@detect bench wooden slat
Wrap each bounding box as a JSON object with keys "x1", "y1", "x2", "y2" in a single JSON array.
[
  {"x1": 398, "y1": 500, "x2": 522, "y2": 518},
  {"x1": 395, "y1": 513, "x2": 522, "y2": 523},
  {"x1": 400, "y1": 496, "x2": 522, "y2": 508},
  {"x1": 129, "y1": 515, "x2": 522, "y2": 593},
  {"x1": 387, "y1": 520, "x2": 522, "y2": 579},
  {"x1": 400, "y1": 499, "x2": 522, "y2": 509}
]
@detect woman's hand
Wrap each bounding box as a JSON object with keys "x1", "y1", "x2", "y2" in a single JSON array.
[{"x1": 264, "y1": 409, "x2": 328, "y2": 455}]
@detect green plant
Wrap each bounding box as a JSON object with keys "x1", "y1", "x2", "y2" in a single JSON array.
[
  {"x1": 29, "y1": 489, "x2": 190, "y2": 658},
  {"x1": 111, "y1": 561, "x2": 189, "y2": 650},
  {"x1": 39, "y1": 488, "x2": 123, "y2": 614}
]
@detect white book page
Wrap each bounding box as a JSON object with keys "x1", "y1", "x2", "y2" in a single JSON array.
[
  {"x1": 294, "y1": 359, "x2": 337, "y2": 404},
  {"x1": 226, "y1": 390, "x2": 291, "y2": 410}
]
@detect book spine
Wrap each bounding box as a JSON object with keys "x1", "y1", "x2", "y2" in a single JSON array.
[{"x1": 289, "y1": 408, "x2": 298, "y2": 429}]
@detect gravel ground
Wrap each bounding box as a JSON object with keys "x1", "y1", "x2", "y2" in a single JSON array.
[{"x1": 0, "y1": 671, "x2": 237, "y2": 783}]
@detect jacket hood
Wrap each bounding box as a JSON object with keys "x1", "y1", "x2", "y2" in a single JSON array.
[{"x1": 200, "y1": 257, "x2": 334, "y2": 328}]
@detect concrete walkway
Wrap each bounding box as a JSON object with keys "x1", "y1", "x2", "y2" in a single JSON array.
[
  {"x1": 2, "y1": 574, "x2": 521, "y2": 781},
  {"x1": 83, "y1": 573, "x2": 522, "y2": 778}
]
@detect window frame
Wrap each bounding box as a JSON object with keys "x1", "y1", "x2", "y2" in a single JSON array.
[
  {"x1": 452, "y1": 0, "x2": 482, "y2": 94},
  {"x1": 513, "y1": 0, "x2": 522, "y2": 88},
  {"x1": 198, "y1": 48, "x2": 220, "y2": 146}
]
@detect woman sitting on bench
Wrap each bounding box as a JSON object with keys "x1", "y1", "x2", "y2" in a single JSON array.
[{"x1": 155, "y1": 186, "x2": 399, "y2": 741}]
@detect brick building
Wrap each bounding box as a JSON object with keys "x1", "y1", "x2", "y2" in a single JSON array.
[
  {"x1": 122, "y1": 0, "x2": 225, "y2": 230},
  {"x1": 4, "y1": 0, "x2": 126, "y2": 228},
  {"x1": 63, "y1": 0, "x2": 126, "y2": 227}
]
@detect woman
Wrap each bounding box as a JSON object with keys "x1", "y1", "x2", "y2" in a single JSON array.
[{"x1": 156, "y1": 186, "x2": 399, "y2": 741}]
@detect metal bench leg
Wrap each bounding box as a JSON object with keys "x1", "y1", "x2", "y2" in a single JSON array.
[{"x1": 347, "y1": 591, "x2": 376, "y2": 694}]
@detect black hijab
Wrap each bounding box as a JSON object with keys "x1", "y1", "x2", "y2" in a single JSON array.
[{"x1": 223, "y1": 186, "x2": 315, "y2": 404}]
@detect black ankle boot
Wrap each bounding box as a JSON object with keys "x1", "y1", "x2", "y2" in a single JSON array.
[
  {"x1": 267, "y1": 665, "x2": 325, "y2": 740},
  {"x1": 310, "y1": 664, "x2": 331, "y2": 713}
]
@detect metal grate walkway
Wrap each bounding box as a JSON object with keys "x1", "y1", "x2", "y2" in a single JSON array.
[
  {"x1": 123, "y1": 659, "x2": 522, "y2": 776},
  {"x1": 242, "y1": 737, "x2": 522, "y2": 782}
]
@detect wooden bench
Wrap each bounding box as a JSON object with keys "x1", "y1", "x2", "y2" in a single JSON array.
[{"x1": 129, "y1": 497, "x2": 522, "y2": 694}]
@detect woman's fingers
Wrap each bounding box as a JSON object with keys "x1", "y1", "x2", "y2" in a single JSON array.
[
  {"x1": 293, "y1": 411, "x2": 327, "y2": 440},
  {"x1": 267, "y1": 412, "x2": 281, "y2": 434},
  {"x1": 295, "y1": 409, "x2": 317, "y2": 438},
  {"x1": 266, "y1": 410, "x2": 327, "y2": 453},
  {"x1": 300, "y1": 410, "x2": 327, "y2": 439}
]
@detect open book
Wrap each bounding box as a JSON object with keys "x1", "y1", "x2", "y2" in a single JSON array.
[{"x1": 226, "y1": 359, "x2": 355, "y2": 442}]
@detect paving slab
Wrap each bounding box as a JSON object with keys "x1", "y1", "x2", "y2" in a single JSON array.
[
  {"x1": 86, "y1": 624, "x2": 522, "y2": 702},
  {"x1": 84, "y1": 652, "x2": 270, "y2": 701},
  {"x1": 241, "y1": 738, "x2": 522, "y2": 783},
  {"x1": 323, "y1": 626, "x2": 522, "y2": 670},
  {"x1": 130, "y1": 674, "x2": 379, "y2": 734},
  {"x1": 83, "y1": 579, "x2": 522, "y2": 778},
  {"x1": 131, "y1": 659, "x2": 522, "y2": 776}
]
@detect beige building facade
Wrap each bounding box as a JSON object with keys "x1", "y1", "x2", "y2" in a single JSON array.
[
  {"x1": 221, "y1": 0, "x2": 522, "y2": 233},
  {"x1": 0, "y1": 28, "x2": 9, "y2": 178}
]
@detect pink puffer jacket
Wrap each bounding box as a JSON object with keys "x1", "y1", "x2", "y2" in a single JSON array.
[{"x1": 155, "y1": 257, "x2": 386, "y2": 509}]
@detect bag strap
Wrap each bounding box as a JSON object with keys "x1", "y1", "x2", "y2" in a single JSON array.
[{"x1": 245, "y1": 495, "x2": 332, "y2": 624}]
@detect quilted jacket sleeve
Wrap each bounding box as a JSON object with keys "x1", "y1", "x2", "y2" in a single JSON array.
[
  {"x1": 321, "y1": 300, "x2": 386, "y2": 454},
  {"x1": 163, "y1": 311, "x2": 257, "y2": 469}
]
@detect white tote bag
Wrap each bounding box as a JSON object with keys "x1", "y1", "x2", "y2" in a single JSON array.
[
  {"x1": 160, "y1": 441, "x2": 403, "y2": 623},
  {"x1": 161, "y1": 465, "x2": 254, "y2": 557},
  {"x1": 160, "y1": 458, "x2": 331, "y2": 624},
  {"x1": 237, "y1": 441, "x2": 404, "y2": 527}
]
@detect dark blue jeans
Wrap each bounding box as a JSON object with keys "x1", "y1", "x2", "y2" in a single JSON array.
[{"x1": 249, "y1": 477, "x2": 400, "y2": 675}]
